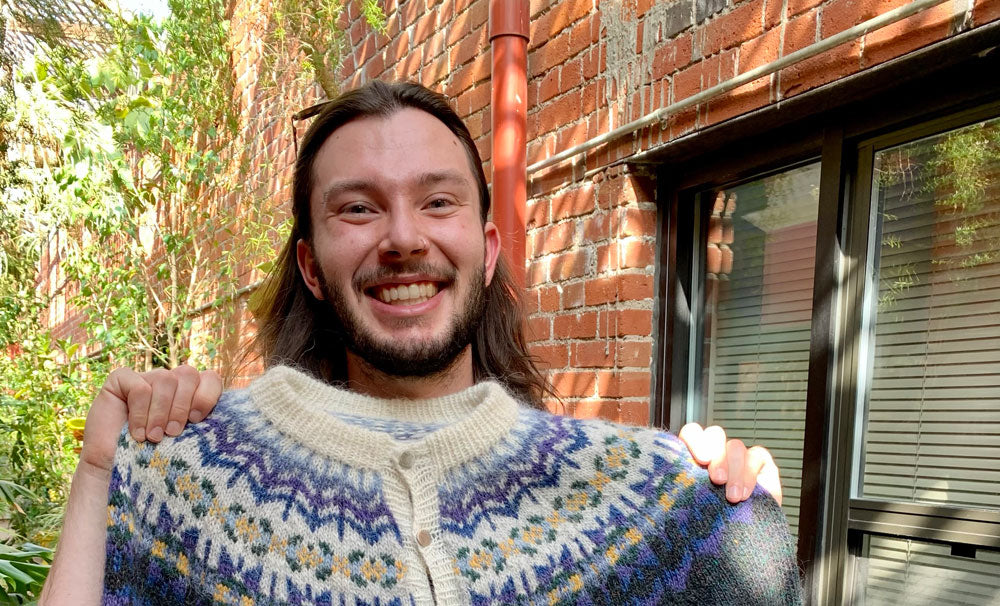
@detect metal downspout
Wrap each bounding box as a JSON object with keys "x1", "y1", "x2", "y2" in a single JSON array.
[{"x1": 490, "y1": 0, "x2": 530, "y2": 287}]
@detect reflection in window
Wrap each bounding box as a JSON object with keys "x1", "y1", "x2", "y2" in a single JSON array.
[
  {"x1": 698, "y1": 161, "x2": 821, "y2": 537},
  {"x1": 861, "y1": 116, "x2": 1000, "y2": 510},
  {"x1": 857, "y1": 535, "x2": 1000, "y2": 605}
]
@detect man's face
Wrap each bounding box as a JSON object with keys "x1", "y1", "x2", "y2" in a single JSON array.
[{"x1": 296, "y1": 108, "x2": 500, "y2": 377}]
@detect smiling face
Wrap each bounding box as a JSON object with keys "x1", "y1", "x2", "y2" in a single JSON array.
[{"x1": 295, "y1": 108, "x2": 500, "y2": 383}]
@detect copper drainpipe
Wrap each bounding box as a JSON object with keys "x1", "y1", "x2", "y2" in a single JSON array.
[{"x1": 489, "y1": 0, "x2": 529, "y2": 287}]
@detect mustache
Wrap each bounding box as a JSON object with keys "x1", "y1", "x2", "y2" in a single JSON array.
[{"x1": 353, "y1": 261, "x2": 458, "y2": 290}]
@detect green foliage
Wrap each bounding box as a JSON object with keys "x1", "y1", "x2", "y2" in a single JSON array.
[
  {"x1": 0, "y1": 541, "x2": 52, "y2": 606},
  {"x1": 1, "y1": 6, "x2": 379, "y2": 595},
  {"x1": 262, "y1": 0, "x2": 385, "y2": 98}
]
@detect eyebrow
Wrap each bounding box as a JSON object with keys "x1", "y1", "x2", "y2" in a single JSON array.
[{"x1": 320, "y1": 170, "x2": 473, "y2": 206}]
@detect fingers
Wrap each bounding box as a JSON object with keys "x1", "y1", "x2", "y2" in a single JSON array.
[
  {"x1": 142, "y1": 368, "x2": 177, "y2": 443},
  {"x1": 164, "y1": 365, "x2": 200, "y2": 437},
  {"x1": 189, "y1": 370, "x2": 222, "y2": 423},
  {"x1": 127, "y1": 365, "x2": 221, "y2": 444},
  {"x1": 701, "y1": 426, "x2": 728, "y2": 484},
  {"x1": 724, "y1": 439, "x2": 748, "y2": 503},
  {"x1": 748, "y1": 445, "x2": 782, "y2": 506}
]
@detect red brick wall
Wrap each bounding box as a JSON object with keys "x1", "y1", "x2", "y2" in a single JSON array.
[
  {"x1": 41, "y1": 0, "x2": 1000, "y2": 413},
  {"x1": 329, "y1": 0, "x2": 997, "y2": 423}
]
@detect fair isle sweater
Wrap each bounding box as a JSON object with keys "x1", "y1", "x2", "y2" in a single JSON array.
[{"x1": 103, "y1": 365, "x2": 802, "y2": 605}]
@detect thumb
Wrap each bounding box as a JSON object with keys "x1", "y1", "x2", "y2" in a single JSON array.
[{"x1": 80, "y1": 368, "x2": 146, "y2": 474}]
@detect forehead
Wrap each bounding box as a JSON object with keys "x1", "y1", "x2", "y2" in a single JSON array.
[{"x1": 310, "y1": 108, "x2": 476, "y2": 202}]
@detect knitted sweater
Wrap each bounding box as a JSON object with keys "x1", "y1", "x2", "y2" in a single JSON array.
[{"x1": 103, "y1": 365, "x2": 802, "y2": 605}]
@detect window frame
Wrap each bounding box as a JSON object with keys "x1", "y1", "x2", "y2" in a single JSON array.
[{"x1": 646, "y1": 23, "x2": 1000, "y2": 605}]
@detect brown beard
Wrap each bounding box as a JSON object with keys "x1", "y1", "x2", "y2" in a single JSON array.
[{"x1": 314, "y1": 261, "x2": 488, "y2": 378}]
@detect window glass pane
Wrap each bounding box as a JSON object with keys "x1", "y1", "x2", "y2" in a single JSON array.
[
  {"x1": 699, "y1": 161, "x2": 821, "y2": 537},
  {"x1": 857, "y1": 535, "x2": 1000, "y2": 605},
  {"x1": 861, "y1": 116, "x2": 1000, "y2": 510}
]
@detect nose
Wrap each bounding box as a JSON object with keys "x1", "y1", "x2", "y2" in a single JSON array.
[{"x1": 377, "y1": 208, "x2": 427, "y2": 261}]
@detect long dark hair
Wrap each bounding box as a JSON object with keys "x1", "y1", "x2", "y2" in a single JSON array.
[{"x1": 250, "y1": 81, "x2": 551, "y2": 408}]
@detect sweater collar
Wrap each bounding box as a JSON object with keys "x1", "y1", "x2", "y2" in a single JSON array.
[{"x1": 248, "y1": 365, "x2": 521, "y2": 471}]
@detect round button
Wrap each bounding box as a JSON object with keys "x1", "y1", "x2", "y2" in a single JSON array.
[
  {"x1": 416, "y1": 529, "x2": 432, "y2": 547},
  {"x1": 398, "y1": 451, "x2": 414, "y2": 470}
]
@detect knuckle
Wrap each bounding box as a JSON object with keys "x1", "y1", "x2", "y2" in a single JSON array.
[{"x1": 173, "y1": 364, "x2": 199, "y2": 381}]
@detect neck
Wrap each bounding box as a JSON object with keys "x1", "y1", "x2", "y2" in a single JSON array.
[{"x1": 345, "y1": 347, "x2": 476, "y2": 400}]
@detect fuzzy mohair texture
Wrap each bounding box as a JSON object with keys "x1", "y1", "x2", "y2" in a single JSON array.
[{"x1": 103, "y1": 365, "x2": 802, "y2": 605}]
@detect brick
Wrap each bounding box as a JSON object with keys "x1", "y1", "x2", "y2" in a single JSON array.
[
  {"x1": 764, "y1": 0, "x2": 784, "y2": 29},
  {"x1": 596, "y1": 243, "x2": 618, "y2": 273},
  {"x1": 596, "y1": 370, "x2": 650, "y2": 398},
  {"x1": 783, "y1": 12, "x2": 817, "y2": 55},
  {"x1": 651, "y1": 33, "x2": 694, "y2": 80},
  {"x1": 550, "y1": 371, "x2": 597, "y2": 399},
  {"x1": 976, "y1": 0, "x2": 1000, "y2": 25},
  {"x1": 527, "y1": 258, "x2": 548, "y2": 286},
  {"x1": 697, "y1": 0, "x2": 729, "y2": 23},
  {"x1": 787, "y1": 0, "x2": 823, "y2": 17},
  {"x1": 536, "y1": 89, "x2": 581, "y2": 135},
  {"x1": 529, "y1": 343, "x2": 569, "y2": 369},
  {"x1": 449, "y1": 24, "x2": 487, "y2": 68},
  {"x1": 554, "y1": 311, "x2": 598, "y2": 339},
  {"x1": 619, "y1": 400, "x2": 651, "y2": 425},
  {"x1": 448, "y1": 54, "x2": 489, "y2": 95},
  {"x1": 539, "y1": 285, "x2": 561, "y2": 312},
  {"x1": 530, "y1": 31, "x2": 571, "y2": 77},
  {"x1": 560, "y1": 57, "x2": 583, "y2": 92},
  {"x1": 550, "y1": 249, "x2": 589, "y2": 281},
  {"x1": 614, "y1": 208, "x2": 657, "y2": 238},
  {"x1": 562, "y1": 281, "x2": 586, "y2": 308},
  {"x1": 530, "y1": 0, "x2": 593, "y2": 49},
  {"x1": 583, "y1": 213, "x2": 610, "y2": 241},
  {"x1": 599, "y1": 309, "x2": 654, "y2": 337},
  {"x1": 550, "y1": 185, "x2": 595, "y2": 221},
  {"x1": 820, "y1": 0, "x2": 908, "y2": 39},
  {"x1": 538, "y1": 69, "x2": 560, "y2": 103},
  {"x1": 862, "y1": 3, "x2": 953, "y2": 67},
  {"x1": 572, "y1": 399, "x2": 622, "y2": 421},
  {"x1": 704, "y1": 0, "x2": 766, "y2": 55},
  {"x1": 534, "y1": 221, "x2": 576, "y2": 256},
  {"x1": 424, "y1": 31, "x2": 446, "y2": 62},
  {"x1": 568, "y1": 16, "x2": 594, "y2": 57},
  {"x1": 573, "y1": 341, "x2": 616, "y2": 368},
  {"x1": 620, "y1": 239, "x2": 656, "y2": 269},
  {"x1": 741, "y1": 28, "x2": 782, "y2": 72},
  {"x1": 617, "y1": 341, "x2": 653, "y2": 368},
  {"x1": 707, "y1": 75, "x2": 772, "y2": 124},
  {"x1": 556, "y1": 121, "x2": 588, "y2": 150},
  {"x1": 401, "y1": 0, "x2": 422, "y2": 29},
  {"x1": 673, "y1": 62, "x2": 704, "y2": 102},
  {"x1": 779, "y1": 40, "x2": 862, "y2": 98},
  {"x1": 526, "y1": 315, "x2": 551, "y2": 341}
]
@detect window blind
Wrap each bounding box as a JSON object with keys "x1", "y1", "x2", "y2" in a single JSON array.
[
  {"x1": 701, "y1": 162, "x2": 821, "y2": 537},
  {"x1": 861, "y1": 116, "x2": 1000, "y2": 511}
]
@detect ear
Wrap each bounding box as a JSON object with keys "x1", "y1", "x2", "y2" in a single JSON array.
[
  {"x1": 482, "y1": 221, "x2": 501, "y2": 287},
  {"x1": 296, "y1": 239, "x2": 325, "y2": 300}
]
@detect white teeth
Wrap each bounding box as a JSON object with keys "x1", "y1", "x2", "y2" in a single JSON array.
[{"x1": 374, "y1": 282, "x2": 440, "y2": 305}]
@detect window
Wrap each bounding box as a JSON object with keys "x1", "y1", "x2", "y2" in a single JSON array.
[
  {"x1": 658, "y1": 100, "x2": 1000, "y2": 603},
  {"x1": 844, "y1": 111, "x2": 1000, "y2": 605},
  {"x1": 688, "y1": 162, "x2": 821, "y2": 537}
]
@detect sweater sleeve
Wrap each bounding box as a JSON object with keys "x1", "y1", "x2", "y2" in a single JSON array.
[{"x1": 676, "y1": 481, "x2": 804, "y2": 605}]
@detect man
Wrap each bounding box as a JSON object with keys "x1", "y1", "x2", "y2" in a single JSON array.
[{"x1": 42, "y1": 82, "x2": 799, "y2": 604}]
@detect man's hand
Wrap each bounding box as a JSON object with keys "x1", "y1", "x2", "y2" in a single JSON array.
[
  {"x1": 120, "y1": 365, "x2": 223, "y2": 444},
  {"x1": 41, "y1": 365, "x2": 223, "y2": 605},
  {"x1": 678, "y1": 423, "x2": 782, "y2": 506}
]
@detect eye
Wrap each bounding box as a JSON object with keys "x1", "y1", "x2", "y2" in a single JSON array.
[
  {"x1": 343, "y1": 203, "x2": 374, "y2": 214},
  {"x1": 426, "y1": 198, "x2": 455, "y2": 210}
]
